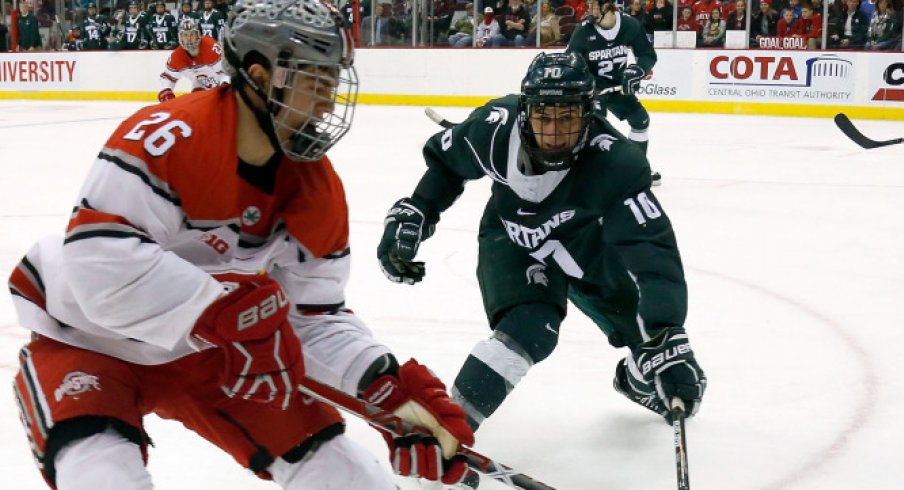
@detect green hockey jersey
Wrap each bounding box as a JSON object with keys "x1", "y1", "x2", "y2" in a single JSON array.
[
  {"x1": 413, "y1": 96, "x2": 687, "y2": 330},
  {"x1": 566, "y1": 13, "x2": 656, "y2": 89}
]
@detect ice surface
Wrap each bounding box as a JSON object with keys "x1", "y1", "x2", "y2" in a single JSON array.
[{"x1": 1, "y1": 100, "x2": 903, "y2": 489}]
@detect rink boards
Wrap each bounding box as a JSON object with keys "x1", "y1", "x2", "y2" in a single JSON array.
[{"x1": 0, "y1": 48, "x2": 901, "y2": 120}]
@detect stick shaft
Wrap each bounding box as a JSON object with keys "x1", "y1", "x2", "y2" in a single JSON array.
[
  {"x1": 671, "y1": 398, "x2": 690, "y2": 490},
  {"x1": 297, "y1": 377, "x2": 557, "y2": 490}
]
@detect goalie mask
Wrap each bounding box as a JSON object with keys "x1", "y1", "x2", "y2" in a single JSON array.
[
  {"x1": 178, "y1": 18, "x2": 201, "y2": 54},
  {"x1": 519, "y1": 52, "x2": 595, "y2": 172},
  {"x1": 224, "y1": 0, "x2": 358, "y2": 162}
]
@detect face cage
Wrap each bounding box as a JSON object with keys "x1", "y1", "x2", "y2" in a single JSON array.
[
  {"x1": 522, "y1": 100, "x2": 592, "y2": 172},
  {"x1": 179, "y1": 30, "x2": 200, "y2": 53},
  {"x1": 267, "y1": 60, "x2": 359, "y2": 162}
]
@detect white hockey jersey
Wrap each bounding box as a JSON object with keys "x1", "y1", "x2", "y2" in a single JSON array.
[
  {"x1": 9, "y1": 87, "x2": 388, "y2": 396},
  {"x1": 160, "y1": 36, "x2": 231, "y2": 93}
]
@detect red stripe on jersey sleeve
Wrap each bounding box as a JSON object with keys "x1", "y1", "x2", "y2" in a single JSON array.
[
  {"x1": 9, "y1": 265, "x2": 46, "y2": 310},
  {"x1": 66, "y1": 208, "x2": 147, "y2": 234}
]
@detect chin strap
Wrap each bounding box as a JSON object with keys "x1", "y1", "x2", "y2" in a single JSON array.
[{"x1": 235, "y1": 66, "x2": 285, "y2": 157}]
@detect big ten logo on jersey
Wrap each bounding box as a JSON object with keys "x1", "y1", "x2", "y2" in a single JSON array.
[
  {"x1": 237, "y1": 289, "x2": 289, "y2": 331},
  {"x1": 199, "y1": 232, "x2": 230, "y2": 254},
  {"x1": 123, "y1": 112, "x2": 192, "y2": 157}
]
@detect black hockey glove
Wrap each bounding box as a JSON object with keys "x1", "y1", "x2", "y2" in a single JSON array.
[
  {"x1": 377, "y1": 197, "x2": 436, "y2": 285},
  {"x1": 630, "y1": 327, "x2": 706, "y2": 420},
  {"x1": 621, "y1": 65, "x2": 646, "y2": 96}
]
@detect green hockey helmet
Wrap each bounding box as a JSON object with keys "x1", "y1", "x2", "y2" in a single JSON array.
[{"x1": 519, "y1": 52, "x2": 595, "y2": 172}]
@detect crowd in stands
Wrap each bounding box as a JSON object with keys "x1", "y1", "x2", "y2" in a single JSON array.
[{"x1": 0, "y1": 0, "x2": 901, "y2": 51}]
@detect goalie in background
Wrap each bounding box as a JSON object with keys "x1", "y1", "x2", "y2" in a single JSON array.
[
  {"x1": 379, "y1": 52, "x2": 707, "y2": 434},
  {"x1": 158, "y1": 17, "x2": 230, "y2": 102},
  {"x1": 9, "y1": 0, "x2": 473, "y2": 488}
]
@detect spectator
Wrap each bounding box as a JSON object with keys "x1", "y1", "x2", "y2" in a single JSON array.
[
  {"x1": 699, "y1": 5, "x2": 726, "y2": 44},
  {"x1": 80, "y1": 2, "x2": 110, "y2": 50},
  {"x1": 0, "y1": 15, "x2": 8, "y2": 52},
  {"x1": 476, "y1": 5, "x2": 501, "y2": 46},
  {"x1": 860, "y1": 0, "x2": 876, "y2": 18},
  {"x1": 627, "y1": 0, "x2": 654, "y2": 41},
  {"x1": 693, "y1": 0, "x2": 722, "y2": 30},
  {"x1": 798, "y1": 2, "x2": 822, "y2": 47},
  {"x1": 866, "y1": 0, "x2": 900, "y2": 48},
  {"x1": 777, "y1": 7, "x2": 801, "y2": 37},
  {"x1": 566, "y1": 0, "x2": 587, "y2": 20},
  {"x1": 448, "y1": 2, "x2": 476, "y2": 46},
  {"x1": 830, "y1": 0, "x2": 868, "y2": 48},
  {"x1": 489, "y1": 0, "x2": 531, "y2": 46},
  {"x1": 726, "y1": 0, "x2": 747, "y2": 29},
  {"x1": 527, "y1": 0, "x2": 560, "y2": 46},
  {"x1": 362, "y1": 3, "x2": 405, "y2": 45},
  {"x1": 17, "y1": 2, "x2": 42, "y2": 51},
  {"x1": 649, "y1": 0, "x2": 675, "y2": 31},
  {"x1": 425, "y1": 0, "x2": 455, "y2": 45},
  {"x1": 751, "y1": 0, "x2": 778, "y2": 45},
  {"x1": 677, "y1": 4, "x2": 700, "y2": 35},
  {"x1": 63, "y1": 24, "x2": 83, "y2": 50}
]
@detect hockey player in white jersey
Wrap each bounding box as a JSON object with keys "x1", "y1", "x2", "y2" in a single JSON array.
[{"x1": 9, "y1": 0, "x2": 474, "y2": 488}]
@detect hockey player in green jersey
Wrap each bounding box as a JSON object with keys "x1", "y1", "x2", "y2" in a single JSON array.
[
  {"x1": 567, "y1": 0, "x2": 660, "y2": 182},
  {"x1": 378, "y1": 52, "x2": 706, "y2": 432}
]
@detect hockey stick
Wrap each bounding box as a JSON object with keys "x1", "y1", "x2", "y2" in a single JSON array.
[
  {"x1": 834, "y1": 113, "x2": 904, "y2": 149},
  {"x1": 424, "y1": 86, "x2": 625, "y2": 129},
  {"x1": 671, "y1": 398, "x2": 690, "y2": 490},
  {"x1": 297, "y1": 376, "x2": 557, "y2": 490}
]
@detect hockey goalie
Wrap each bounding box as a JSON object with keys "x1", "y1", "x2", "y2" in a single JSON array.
[{"x1": 158, "y1": 17, "x2": 230, "y2": 102}]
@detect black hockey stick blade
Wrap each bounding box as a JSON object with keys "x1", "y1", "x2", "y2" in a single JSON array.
[
  {"x1": 671, "y1": 398, "x2": 690, "y2": 490},
  {"x1": 298, "y1": 377, "x2": 557, "y2": 490},
  {"x1": 834, "y1": 113, "x2": 904, "y2": 149},
  {"x1": 425, "y1": 107, "x2": 456, "y2": 129}
]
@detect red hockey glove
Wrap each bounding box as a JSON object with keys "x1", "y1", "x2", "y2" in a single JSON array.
[
  {"x1": 363, "y1": 359, "x2": 474, "y2": 484},
  {"x1": 158, "y1": 88, "x2": 175, "y2": 102},
  {"x1": 192, "y1": 277, "x2": 303, "y2": 411}
]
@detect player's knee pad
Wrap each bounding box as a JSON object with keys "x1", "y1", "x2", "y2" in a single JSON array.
[
  {"x1": 46, "y1": 416, "x2": 148, "y2": 488},
  {"x1": 270, "y1": 434, "x2": 395, "y2": 490},
  {"x1": 494, "y1": 302, "x2": 563, "y2": 364},
  {"x1": 54, "y1": 424, "x2": 151, "y2": 490},
  {"x1": 626, "y1": 107, "x2": 650, "y2": 132}
]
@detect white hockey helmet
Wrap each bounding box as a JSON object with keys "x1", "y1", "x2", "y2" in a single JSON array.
[
  {"x1": 178, "y1": 17, "x2": 201, "y2": 53},
  {"x1": 223, "y1": 0, "x2": 358, "y2": 162}
]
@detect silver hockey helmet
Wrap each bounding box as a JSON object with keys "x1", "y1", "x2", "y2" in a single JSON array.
[
  {"x1": 224, "y1": 0, "x2": 358, "y2": 161},
  {"x1": 178, "y1": 17, "x2": 201, "y2": 53}
]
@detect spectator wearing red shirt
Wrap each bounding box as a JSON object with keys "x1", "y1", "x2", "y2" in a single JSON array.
[
  {"x1": 798, "y1": 2, "x2": 822, "y2": 47},
  {"x1": 677, "y1": 3, "x2": 700, "y2": 36},
  {"x1": 777, "y1": 7, "x2": 802, "y2": 37},
  {"x1": 693, "y1": 0, "x2": 722, "y2": 29}
]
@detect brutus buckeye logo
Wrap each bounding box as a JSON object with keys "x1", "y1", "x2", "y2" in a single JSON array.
[{"x1": 54, "y1": 371, "x2": 102, "y2": 401}]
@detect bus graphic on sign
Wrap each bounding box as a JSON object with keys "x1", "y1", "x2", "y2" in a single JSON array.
[{"x1": 709, "y1": 54, "x2": 853, "y2": 89}]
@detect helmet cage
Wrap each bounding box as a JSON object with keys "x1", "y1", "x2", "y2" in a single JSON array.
[
  {"x1": 224, "y1": 0, "x2": 359, "y2": 162},
  {"x1": 267, "y1": 56, "x2": 358, "y2": 161},
  {"x1": 519, "y1": 52, "x2": 595, "y2": 172},
  {"x1": 179, "y1": 19, "x2": 201, "y2": 53},
  {"x1": 520, "y1": 96, "x2": 593, "y2": 172}
]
